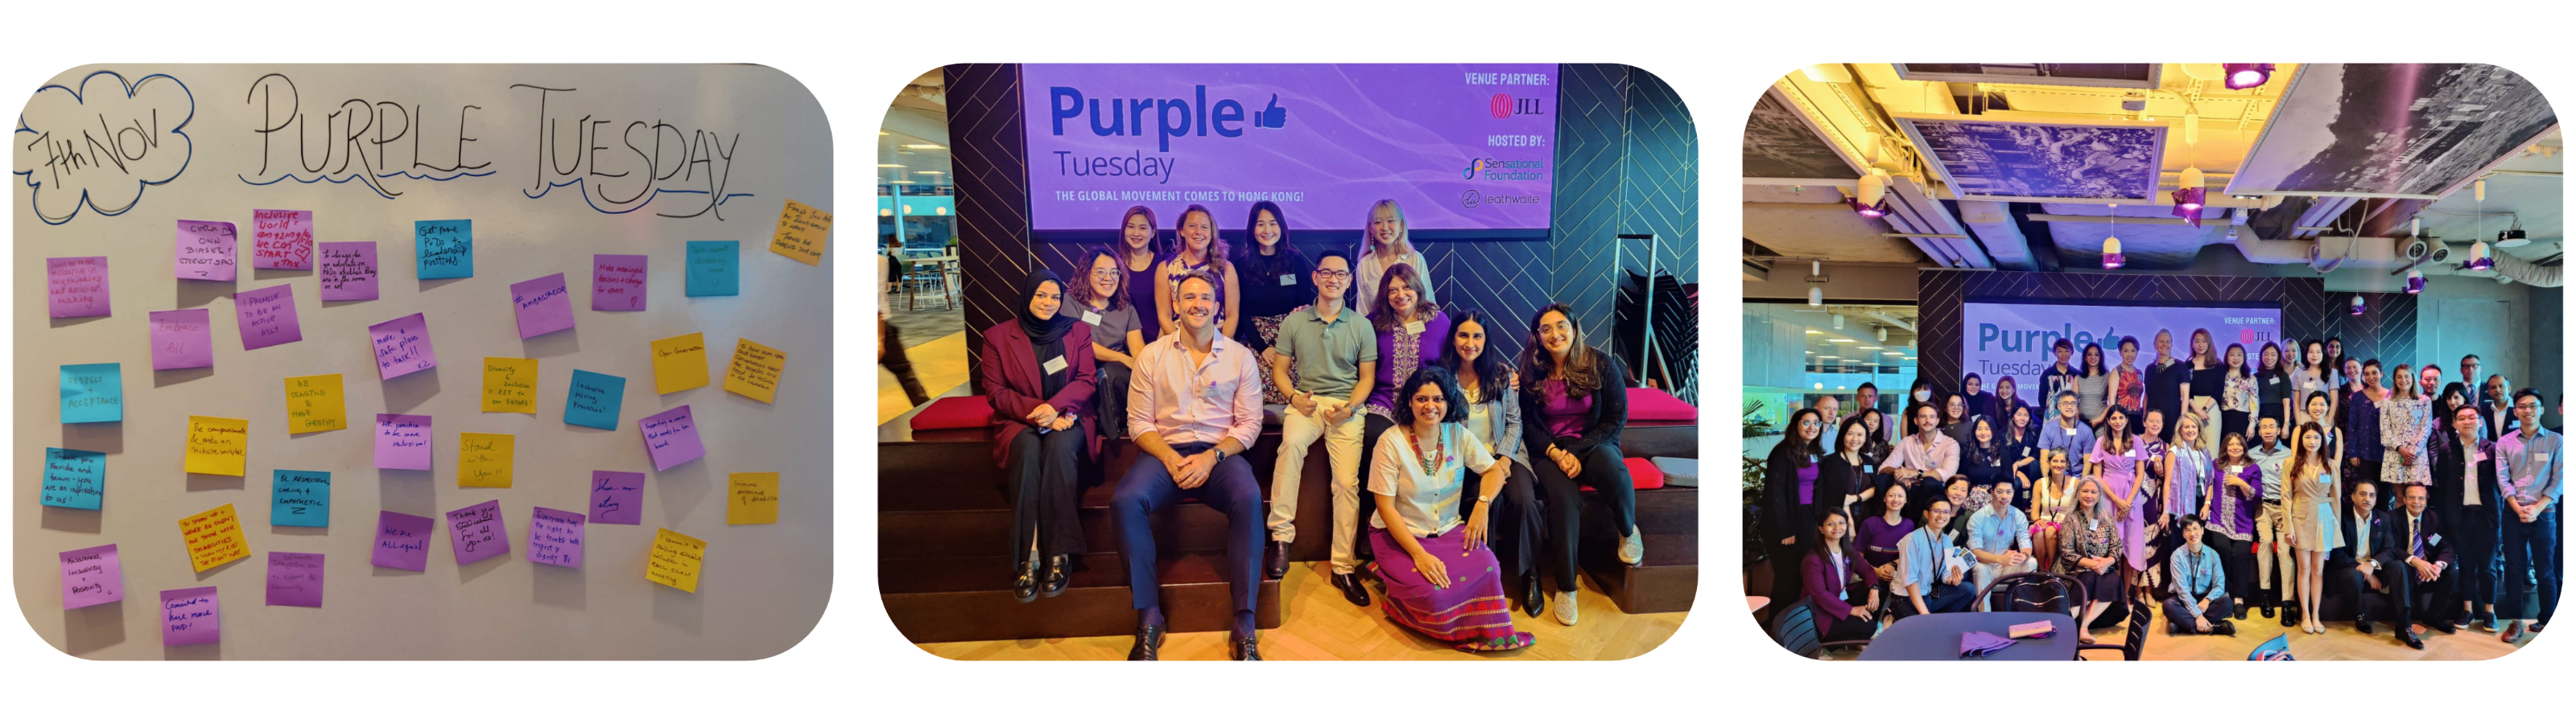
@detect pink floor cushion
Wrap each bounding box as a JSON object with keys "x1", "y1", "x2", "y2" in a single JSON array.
[
  {"x1": 1627, "y1": 387, "x2": 1698, "y2": 422},
  {"x1": 1583, "y1": 457, "x2": 1668, "y2": 492},
  {"x1": 911, "y1": 396, "x2": 996, "y2": 430}
]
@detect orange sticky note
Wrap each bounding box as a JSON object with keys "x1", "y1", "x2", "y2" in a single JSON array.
[
  {"x1": 768, "y1": 199, "x2": 832, "y2": 265},
  {"x1": 184, "y1": 415, "x2": 250, "y2": 475},
  {"x1": 650, "y1": 333, "x2": 710, "y2": 394},
  {"x1": 722, "y1": 339, "x2": 786, "y2": 403},
  {"x1": 646, "y1": 528, "x2": 706, "y2": 592},
  {"x1": 458, "y1": 432, "x2": 515, "y2": 487},
  {"x1": 727, "y1": 472, "x2": 780, "y2": 524},
  {"x1": 179, "y1": 504, "x2": 250, "y2": 572},
  {"x1": 481, "y1": 357, "x2": 538, "y2": 413}
]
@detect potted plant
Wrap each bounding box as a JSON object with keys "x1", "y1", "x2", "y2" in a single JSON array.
[{"x1": 1742, "y1": 401, "x2": 1777, "y2": 565}]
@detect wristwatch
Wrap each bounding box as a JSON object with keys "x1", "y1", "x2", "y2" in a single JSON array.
[
  {"x1": 1212, "y1": 448, "x2": 1228, "y2": 463},
  {"x1": 1477, "y1": 494, "x2": 1493, "y2": 504}
]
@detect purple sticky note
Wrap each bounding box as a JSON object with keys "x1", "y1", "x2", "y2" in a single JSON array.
[
  {"x1": 591, "y1": 471, "x2": 646, "y2": 524},
  {"x1": 265, "y1": 552, "x2": 324, "y2": 607},
  {"x1": 160, "y1": 586, "x2": 221, "y2": 647},
  {"x1": 374, "y1": 413, "x2": 432, "y2": 470},
  {"x1": 593, "y1": 254, "x2": 649, "y2": 311},
  {"x1": 47, "y1": 257, "x2": 111, "y2": 319},
  {"x1": 371, "y1": 510, "x2": 434, "y2": 571},
  {"x1": 445, "y1": 500, "x2": 510, "y2": 566},
  {"x1": 234, "y1": 284, "x2": 303, "y2": 350},
  {"x1": 60, "y1": 544, "x2": 124, "y2": 610},
  {"x1": 251, "y1": 208, "x2": 314, "y2": 269},
  {"x1": 318, "y1": 241, "x2": 379, "y2": 302},
  {"x1": 368, "y1": 313, "x2": 437, "y2": 379},
  {"x1": 510, "y1": 273, "x2": 576, "y2": 339},
  {"x1": 176, "y1": 220, "x2": 239, "y2": 281},
  {"x1": 638, "y1": 405, "x2": 706, "y2": 471},
  {"x1": 150, "y1": 309, "x2": 216, "y2": 370},
  {"x1": 529, "y1": 506, "x2": 586, "y2": 568}
]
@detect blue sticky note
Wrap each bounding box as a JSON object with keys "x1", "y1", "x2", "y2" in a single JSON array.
[
  {"x1": 564, "y1": 369, "x2": 628, "y2": 431},
  {"x1": 270, "y1": 469, "x2": 331, "y2": 527},
  {"x1": 41, "y1": 447, "x2": 106, "y2": 510},
  {"x1": 685, "y1": 241, "x2": 739, "y2": 297},
  {"x1": 415, "y1": 220, "x2": 474, "y2": 279},
  {"x1": 59, "y1": 363, "x2": 123, "y2": 423}
]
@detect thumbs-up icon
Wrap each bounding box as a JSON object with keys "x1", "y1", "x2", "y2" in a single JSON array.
[{"x1": 1255, "y1": 94, "x2": 1288, "y2": 129}]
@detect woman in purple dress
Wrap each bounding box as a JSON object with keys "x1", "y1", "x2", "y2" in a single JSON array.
[
  {"x1": 2087, "y1": 406, "x2": 2152, "y2": 603},
  {"x1": 1367, "y1": 366, "x2": 1533, "y2": 651},
  {"x1": 1355, "y1": 262, "x2": 1451, "y2": 570}
]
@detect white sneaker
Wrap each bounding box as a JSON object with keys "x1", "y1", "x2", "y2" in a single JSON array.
[
  {"x1": 1618, "y1": 526, "x2": 1645, "y2": 566},
  {"x1": 1554, "y1": 591, "x2": 1579, "y2": 626}
]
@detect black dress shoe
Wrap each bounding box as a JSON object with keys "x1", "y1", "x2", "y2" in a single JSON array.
[
  {"x1": 1265, "y1": 541, "x2": 1290, "y2": 580},
  {"x1": 1521, "y1": 574, "x2": 1546, "y2": 618},
  {"x1": 2454, "y1": 609, "x2": 2474, "y2": 628},
  {"x1": 2355, "y1": 616, "x2": 2375, "y2": 636},
  {"x1": 2213, "y1": 620, "x2": 2236, "y2": 636},
  {"x1": 1333, "y1": 572, "x2": 1372, "y2": 607},
  {"x1": 2398, "y1": 628, "x2": 2425, "y2": 649},
  {"x1": 2282, "y1": 607, "x2": 2301, "y2": 628},
  {"x1": 1126, "y1": 623, "x2": 1165, "y2": 660},
  {"x1": 2432, "y1": 618, "x2": 2458, "y2": 635},
  {"x1": 1042, "y1": 555, "x2": 1070, "y2": 598},
  {"x1": 1013, "y1": 557, "x2": 1040, "y2": 603},
  {"x1": 2232, "y1": 604, "x2": 2248, "y2": 621},
  {"x1": 1228, "y1": 633, "x2": 1262, "y2": 660},
  {"x1": 2260, "y1": 604, "x2": 2276, "y2": 619},
  {"x1": 2477, "y1": 611, "x2": 2499, "y2": 631}
]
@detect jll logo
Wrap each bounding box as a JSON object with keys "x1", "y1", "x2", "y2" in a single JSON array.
[{"x1": 1488, "y1": 93, "x2": 1542, "y2": 119}]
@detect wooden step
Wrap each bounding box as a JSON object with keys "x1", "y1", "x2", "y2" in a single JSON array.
[
  {"x1": 1620, "y1": 422, "x2": 1699, "y2": 459},
  {"x1": 1579, "y1": 533, "x2": 1699, "y2": 615},
  {"x1": 880, "y1": 505, "x2": 1256, "y2": 558},
  {"x1": 881, "y1": 552, "x2": 1281, "y2": 643}
]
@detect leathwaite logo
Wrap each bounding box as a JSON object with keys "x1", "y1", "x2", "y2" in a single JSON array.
[{"x1": 1048, "y1": 86, "x2": 1286, "y2": 152}]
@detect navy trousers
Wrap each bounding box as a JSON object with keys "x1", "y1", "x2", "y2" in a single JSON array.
[
  {"x1": 2502, "y1": 508, "x2": 2560, "y2": 624},
  {"x1": 1111, "y1": 442, "x2": 1265, "y2": 613}
]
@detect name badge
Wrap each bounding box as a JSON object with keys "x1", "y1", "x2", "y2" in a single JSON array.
[
  {"x1": 1863, "y1": 465, "x2": 1876, "y2": 475},
  {"x1": 1405, "y1": 319, "x2": 1426, "y2": 335},
  {"x1": 2428, "y1": 533, "x2": 2442, "y2": 547},
  {"x1": 1280, "y1": 274, "x2": 1298, "y2": 286},
  {"x1": 1042, "y1": 356, "x2": 1067, "y2": 374},
  {"x1": 1080, "y1": 310, "x2": 1102, "y2": 325}
]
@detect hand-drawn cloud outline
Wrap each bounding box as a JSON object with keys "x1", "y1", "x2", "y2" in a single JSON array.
[{"x1": 13, "y1": 70, "x2": 196, "y2": 225}]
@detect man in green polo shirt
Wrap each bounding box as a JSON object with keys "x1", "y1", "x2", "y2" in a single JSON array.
[{"x1": 1266, "y1": 249, "x2": 1377, "y2": 600}]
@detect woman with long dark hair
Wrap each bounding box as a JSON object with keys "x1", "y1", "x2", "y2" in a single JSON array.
[
  {"x1": 2256, "y1": 342, "x2": 2295, "y2": 434},
  {"x1": 976, "y1": 270, "x2": 1100, "y2": 602},
  {"x1": 2086, "y1": 406, "x2": 2152, "y2": 604},
  {"x1": 1802, "y1": 509, "x2": 1883, "y2": 643},
  {"x1": 1436, "y1": 308, "x2": 1547, "y2": 615},
  {"x1": 2000, "y1": 405, "x2": 2041, "y2": 510},
  {"x1": 2185, "y1": 327, "x2": 2224, "y2": 438},
  {"x1": 1994, "y1": 376, "x2": 2033, "y2": 442},
  {"x1": 2077, "y1": 343, "x2": 2112, "y2": 430},
  {"x1": 1113, "y1": 206, "x2": 1165, "y2": 348},
  {"x1": 2291, "y1": 339, "x2": 2334, "y2": 428},
  {"x1": 1517, "y1": 302, "x2": 1636, "y2": 625},
  {"x1": 2219, "y1": 343, "x2": 2256, "y2": 441},
  {"x1": 1233, "y1": 200, "x2": 1314, "y2": 405},
  {"x1": 1961, "y1": 372, "x2": 1997, "y2": 425},
  {"x1": 1765, "y1": 407, "x2": 1828, "y2": 609},
  {"x1": 1821, "y1": 416, "x2": 1878, "y2": 529},
  {"x1": 2207, "y1": 431, "x2": 2263, "y2": 619},
  {"x1": 2285, "y1": 421, "x2": 2342, "y2": 633}
]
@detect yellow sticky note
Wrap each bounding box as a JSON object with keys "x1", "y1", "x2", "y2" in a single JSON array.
[
  {"x1": 646, "y1": 528, "x2": 707, "y2": 592},
  {"x1": 284, "y1": 373, "x2": 347, "y2": 433},
  {"x1": 458, "y1": 432, "x2": 515, "y2": 487},
  {"x1": 727, "y1": 472, "x2": 780, "y2": 524},
  {"x1": 481, "y1": 357, "x2": 539, "y2": 413},
  {"x1": 184, "y1": 415, "x2": 250, "y2": 475},
  {"x1": 179, "y1": 504, "x2": 250, "y2": 572},
  {"x1": 722, "y1": 339, "x2": 786, "y2": 403},
  {"x1": 651, "y1": 332, "x2": 710, "y2": 394},
  {"x1": 768, "y1": 198, "x2": 832, "y2": 265}
]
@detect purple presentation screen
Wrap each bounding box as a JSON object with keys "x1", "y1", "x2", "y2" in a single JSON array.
[{"x1": 1021, "y1": 64, "x2": 1557, "y2": 230}]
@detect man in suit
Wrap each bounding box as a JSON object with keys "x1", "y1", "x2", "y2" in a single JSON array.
[
  {"x1": 2432, "y1": 404, "x2": 2506, "y2": 631},
  {"x1": 2483, "y1": 374, "x2": 2513, "y2": 441},
  {"x1": 2331, "y1": 481, "x2": 2409, "y2": 647},
  {"x1": 2459, "y1": 355, "x2": 2487, "y2": 414},
  {"x1": 2396, "y1": 483, "x2": 2461, "y2": 636}
]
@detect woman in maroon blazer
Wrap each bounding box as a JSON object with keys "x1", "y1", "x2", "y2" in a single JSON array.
[
  {"x1": 1802, "y1": 508, "x2": 1884, "y2": 642},
  {"x1": 980, "y1": 269, "x2": 1100, "y2": 603}
]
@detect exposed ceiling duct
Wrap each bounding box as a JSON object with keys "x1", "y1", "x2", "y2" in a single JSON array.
[{"x1": 1956, "y1": 200, "x2": 2037, "y2": 271}]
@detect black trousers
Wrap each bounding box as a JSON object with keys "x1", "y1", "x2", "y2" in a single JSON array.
[
  {"x1": 2502, "y1": 508, "x2": 2561, "y2": 624},
  {"x1": 882, "y1": 321, "x2": 931, "y2": 407},
  {"x1": 1358, "y1": 415, "x2": 1394, "y2": 562},
  {"x1": 1817, "y1": 602, "x2": 1879, "y2": 641},
  {"x1": 2450, "y1": 504, "x2": 2501, "y2": 609},
  {"x1": 1002, "y1": 428, "x2": 1086, "y2": 563},
  {"x1": 1533, "y1": 441, "x2": 1638, "y2": 593},
  {"x1": 2333, "y1": 560, "x2": 2407, "y2": 623},
  {"x1": 2207, "y1": 535, "x2": 2255, "y2": 604},
  {"x1": 1459, "y1": 462, "x2": 1545, "y2": 578},
  {"x1": 1093, "y1": 362, "x2": 1130, "y2": 440},
  {"x1": 2378, "y1": 562, "x2": 2454, "y2": 626}
]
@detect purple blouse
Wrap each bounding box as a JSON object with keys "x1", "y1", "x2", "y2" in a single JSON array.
[
  {"x1": 1364, "y1": 310, "x2": 1453, "y2": 418},
  {"x1": 1538, "y1": 380, "x2": 1591, "y2": 439},
  {"x1": 1855, "y1": 516, "x2": 1917, "y2": 569},
  {"x1": 1797, "y1": 463, "x2": 1821, "y2": 506}
]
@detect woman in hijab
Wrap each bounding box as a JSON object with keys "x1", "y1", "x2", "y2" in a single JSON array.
[{"x1": 978, "y1": 269, "x2": 1100, "y2": 604}]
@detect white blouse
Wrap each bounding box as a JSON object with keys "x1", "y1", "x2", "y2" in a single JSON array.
[{"x1": 1367, "y1": 422, "x2": 1499, "y2": 537}]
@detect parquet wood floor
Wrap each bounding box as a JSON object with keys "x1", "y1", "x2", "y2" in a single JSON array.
[{"x1": 1799, "y1": 606, "x2": 2541, "y2": 661}]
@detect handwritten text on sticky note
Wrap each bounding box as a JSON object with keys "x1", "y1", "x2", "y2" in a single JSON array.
[
  {"x1": 374, "y1": 413, "x2": 432, "y2": 470},
  {"x1": 446, "y1": 499, "x2": 510, "y2": 566},
  {"x1": 481, "y1": 358, "x2": 538, "y2": 413},
  {"x1": 47, "y1": 256, "x2": 111, "y2": 319},
  {"x1": 593, "y1": 253, "x2": 647, "y2": 311},
  {"x1": 175, "y1": 220, "x2": 238, "y2": 281},
  {"x1": 723, "y1": 338, "x2": 787, "y2": 403},
  {"x1": 234, "y1": 284, "x2": 304, "y2": 350},
  {"x1": 41, "y1": 447, "x2": 106, "y2": 510},
  {"x1": 372, "y1": 510, "x2": 433, "y2": 570},
  {"x1": 180, "y1": 503, "x2": 250, "y2": 572},
  {"x1": 415, "y1": 219, "x2": 473, "y2": 278},
  {"x1": 685, "y1": 241, "x2": 738, "y2": 296},
  {"x1": 458, "y1": 433, "x2": 515, "y2": 487},
  {"x1": 184, "y1": 415, "x2": 249, "y2": 475},
  {"x1": 271, "y1": 469, "x2": 331, "y2": 527},
  {"x1": 60, "y1": 363, "x2": 123, "y2": 423},
  {"x1": 510, "y1": 273, "x2": 576, "y2": 338},
  {"x1": 729, "y1": 472, "x2": 780, "y2": 524},
  {"x1": 769, "y1": 199, "x2": 832, "y2": 265},
  {"x1": 591, "y1": 471, "x2": 645, "y2": 524},
  {"x1": 266, "y1": 552, "x2": 324, "y2": 607},
  {"x1": 285, "y1": 373, "x2": 347, "y2": 433},
  {"x1": 161, "y1": 586, "x2": 221, "y2": 646},
  {"x1": 565, "y1": 369, "x2": 626, "y2": 430},
  {"x1": 646, "y1": 528, "x2": 706, "y2": 592},
  {"x1": 529, "y1": 507, "x2": 586, "y2": 568},
  {"x1": 638, "y1": 405, "x2": 706, "y2": 471},
  {"x1": 318, "y1": 241, "x2": 379, "y2": 301},
  {"x1": 60, "y1": 544, "x2": 124, "y2": 610},
  {"x1": 651, "y1": 332, "x2": 710, "y2": 393},
  {"x1": 150, "y1": 309, "x2": 214, "y2": 370},
  {"x1": 253, "y1": 208, "x2": 315, "y2": 269},
  {"x1": 369, "y1": 313, "x2": 438, "y2": 380}
]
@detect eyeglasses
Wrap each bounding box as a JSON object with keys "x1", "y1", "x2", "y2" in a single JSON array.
[
  {"x1": 1411, "y1": 395, "x2": 1447, "y2": 405},
  {"x1": 1312, "y1": 269, "x2": 1352, "y2": 279},
  {"x1": 1090, "y1": 269, "x2": 1122, "y2": 278},
  {"x1": 2515, "y1": 402, "x2": 2541, "y2": 410}
]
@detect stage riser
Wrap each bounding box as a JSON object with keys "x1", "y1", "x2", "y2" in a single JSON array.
[
  {"x1": 887, "y1": 582, "x2": 1285, "y2": 644},
  {"x1": 881, "y1": 508, "x2": 1270, "y2": 559},
  {"x1": 1579, "y1": 533, "x2": 1700, "y2": 615}
]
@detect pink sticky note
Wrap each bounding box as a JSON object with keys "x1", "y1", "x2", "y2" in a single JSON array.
[
  {"x1": 368, "y1": 313, "x2": 437, "y2": 379},
  {"x1": 251, "y1": 208, "x2": 314, "y2": 269},
  {"x1": 529, "y1": 506, "x2": 586, "y2": 568},
  {"x1": 318, "y1": 241, "x2": 379, "y2": 302},
  {"x1": 60, "y1": 544, "x2": 124, "y2": 610},
  {"x1": 160, "y1": 586, "x2": 221, "y2": 646},
  {"x1": 590, "y1": 471, "x2": 645, "y2": 524},
  {"x1": 374, "y1": 413, "x2": 432, "y2": 470},
  {"x1": 265, "y1": 552, "x2": 324, "y2": 607},
  {"x1": 234, "y1": 284, "x2": 303, "y2": 350},
  {"x1": 176, "y1": 220, "x2": 239, "y2": 281},
  {"x1": 446, "y1": 500, "x2": 510, "y2": 566},
  {"x1": 638, "y1": 405, "x2": 706, "y2": 471},
  {"x1": 592, "y1": 254, "x2": 649, "y2": 311},
  {"x1": 510, "y1": 273, "x2": 576, "y2": 339},
  {"x1": 150, "y1": 309, "x2": 215, "y2": 370},
  {"x1": 371, "y1": 510, "x2": 434, "y2": 571},
  {"x1": 47, "y1": 257, "x2": 111, "y2": 319}
]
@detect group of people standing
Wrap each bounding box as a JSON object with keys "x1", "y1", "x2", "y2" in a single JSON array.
[
  {"x1": 976, "y1": 200, "x2": 1645, "y2": 660},
  {"x1": 1767, "y1": 327, "x2": 2561, "y2": 653}
]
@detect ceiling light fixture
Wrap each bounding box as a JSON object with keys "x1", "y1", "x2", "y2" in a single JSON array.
[
  {"x1": 2498, "y1": 228, "x2": 2530, "y2": 249},
  {"x1": 1809, "y1": 286, "x2": 1823, "y2": 306},
  {"x1": 902, "y1": 143, "x2": 946, "y2": 150},
  {"x1": 1878, "y1": 327, "x2": 1889, "y2": 343},
  {"x1": 2466, "y1": 179, "x2": 2496, "y2": 270},
  {"x1": 2351, "y1": 294, "x2": 2368, "y2": 316},
  {"x1": 2406, "y1": 269, "x2": 2426, "y2": 294},
  {"x1": 877, "y1": 163, "x2": 905, "y2": 168},
  {"x1": 2223, "y1": 64, "x2": 2275, "y2": 90},
  {"x1": 1833, "y1": 314, "x2": 1844, "y2": 330},
  {"x1": 2102, "y1": 204, "x2": 2125, "y2": 269}
]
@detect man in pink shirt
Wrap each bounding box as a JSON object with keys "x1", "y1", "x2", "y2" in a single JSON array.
[{"x1": 1116, "y1": 269, "x2": 1268, "y2": 661}]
